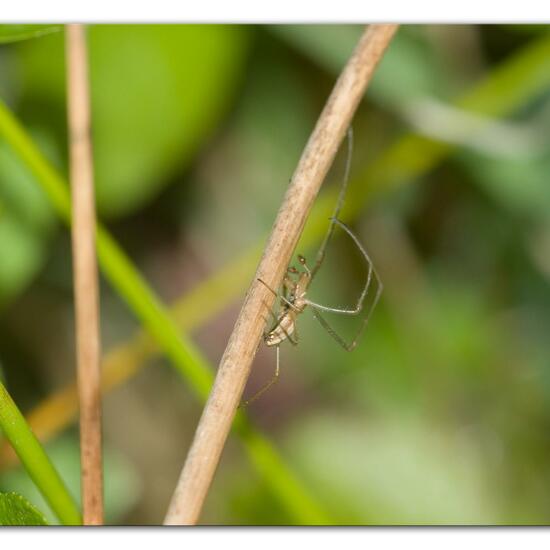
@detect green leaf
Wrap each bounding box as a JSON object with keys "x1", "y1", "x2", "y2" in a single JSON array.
[
  {"x1": 16, "y1": 24, "x2": 250, "y2": 217},
  {"x1": 0, "y1": 381, "x2": 81, "y2": 525},
  {"x1": 0, "y1": 436, "x2": 141, "y2": 525},
  {"x1": 0, "y1": 492, "x2": 48, "y2": 525},
  {"x1": 0, "y1": 25, "x2": 61, "y2": 44}
]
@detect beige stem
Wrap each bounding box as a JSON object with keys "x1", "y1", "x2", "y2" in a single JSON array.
[
  {"x1": 66, "y1": 23, "x2": 104, "y2": 526},
  {"x1": 164, "y1": 24, "x2": 399, "y2": 526}
]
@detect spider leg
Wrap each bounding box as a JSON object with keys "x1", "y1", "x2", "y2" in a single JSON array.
[
  {"x1": 241, "y1": 345, "x2": 281, "y2": 407},
  {"x1": 311, "y1": 126, "x2": 354, "y2": 279},
  {"x1": 306, "y1": 218, "x2": 379, "y2": 315},
  {"x1": 258, "y1": 278, "x2": 301, "y2": 313},
  {"x1": 243, "y1": 297, "x2": 300, "y2": 407},
  {"x1": 310, "y1": 276, "x2": 382, "y2": 351}
]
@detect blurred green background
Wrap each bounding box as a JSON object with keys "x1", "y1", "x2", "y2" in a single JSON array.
[{"x1": 1, "y1": 24, "x2": 550, "y2": 525}]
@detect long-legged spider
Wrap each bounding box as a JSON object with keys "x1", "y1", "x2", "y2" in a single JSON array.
[{"x1": 242, "y1": 127, "x2": 383, "y2": 406}]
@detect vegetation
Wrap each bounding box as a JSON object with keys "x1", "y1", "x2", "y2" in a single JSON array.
[{"x1": 1, "y1": 24, "x2": 550, "y2": 524}]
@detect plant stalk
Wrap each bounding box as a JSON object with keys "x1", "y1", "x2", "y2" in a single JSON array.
[
  {"x1": 66, "y1": 23, "x2": 103, "y2": 525},
  {"x1": 163, "y1": 24, "x2": 399, "y2": 525}
]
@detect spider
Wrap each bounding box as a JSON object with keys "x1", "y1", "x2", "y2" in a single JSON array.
[{"x1": 242, "y1": 127, "x2": 383, "y2": 406}]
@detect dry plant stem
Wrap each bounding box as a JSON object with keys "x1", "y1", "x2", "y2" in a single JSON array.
[
  {"x1": 66, "y1": 24, "x2": 104, "y2": 526},
  {"x1": 164, "y1": 24, "x2": 399, "y2": 525}
]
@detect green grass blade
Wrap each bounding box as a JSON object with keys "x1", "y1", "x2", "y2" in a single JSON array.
[
  {"x1": 96, "y1": 229, "x2": 214, "y2": 399},
  {"x1": 0, "y1": 382, "x2": 81, "y2": 525}
]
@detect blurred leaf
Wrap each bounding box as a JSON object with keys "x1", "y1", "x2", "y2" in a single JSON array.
[
  {"x1": 457, "y1": 33, "x2": 550, "y2": 118},
  {"x1": 0, "y1": 215, "x2": 46, "y2": 307},
  {"x1": 270, "y1": 25, "x2": 363, "y2": 75},
  {"x1": 0, "y1": 139, "x2": 57, "y2": 308},
  {"x1": 16, "y1": 24, "x2": 250, "y2": 217},
  {"x1": 459, "y1": 151, "x2": 550, "y2": 221},
  {"x1": 0, "y1": 492, "x2": 48, "y2": 525},
  {"x1": 287, "y1": 414, "x2": 499, "y2": 524},
  {"x1": 0, "y1": 435, "x2": 141, "y2": 525},
  {"x1": 0, "y1": 25, "x2": 61, "y2": 44}
]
